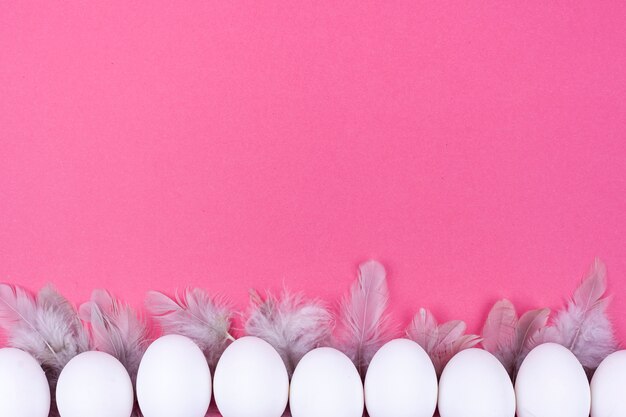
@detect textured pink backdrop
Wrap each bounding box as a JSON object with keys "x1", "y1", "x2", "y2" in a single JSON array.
[{"x1": 1, "y1": 0, "x2": 626, "y2": 351}]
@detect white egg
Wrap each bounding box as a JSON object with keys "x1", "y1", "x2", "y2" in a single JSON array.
[
  {"x1": 56, "y1": 351, "x2": 134, "y2": 417},
  {"x1": 364, "y1": 339, "x2": 437, "y2": 417},
  {"x1": 213, "y1": 336, "x2": 289, "y2": 417},
  {"x1": 0, "y1": 348, "x2": 50, "y2": 417},
  {"x1": 590, "y1": 350, "x2": 626, "y2": 417},
  {"x1": 290, "y1": 347, "x2": 364, "y2": 417},
  {"x1": 438, "y1": 348, "x2": 515, "y2": 417},
  {"x1": 137, "y1": 335, "x2": 212, "y2": 417},
  {"x1": 516, "y1": 343, "x2": 590, "y2": 417}
]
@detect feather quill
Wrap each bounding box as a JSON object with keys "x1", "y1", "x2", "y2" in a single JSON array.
[
  {"x1": 245, "y1": 289, "x2": 333, "y2": 376},
  {"x1": 335, "y1": 260, "x2": 396, "y2": 377},
  {"x1": 532, "y1": 258, "x2": 618, "y2": 372},
  {"x1": 145, "y1": 288, "x2": 233, "y2": 369},
  {"x1": 407, "y1": 308, "x2": 481, "y2": 376},
  {"x1": 481, "y1": 299, "x2": 549, "y2": 376},
  {"x1": 0, "y1": 284, "x2": 89, "y2": 417}
]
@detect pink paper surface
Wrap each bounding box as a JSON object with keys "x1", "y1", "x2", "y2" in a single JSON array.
[{"x1": 1, "y1": 0, "x2": 625, "y2": 347}]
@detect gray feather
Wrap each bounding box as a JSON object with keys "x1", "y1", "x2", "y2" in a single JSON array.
[
  {"x1": 145, "y1": 288, "x2": 233, "y2": 370},
  {"x1": 335, "y1": 260, "x2": 397, "y2": 377},
  {"x1": 0, "y1": 284, "x2": 89, "y2": 417},
  {"x1": 245, "y1": 289, "x2": 333, "y2": 377},
  {"x1": 79, "y1": 289, "x2": 151, "y2": 385},
  {"x1": 531, "y1": 258, "x2": 618, "y2": 373}
]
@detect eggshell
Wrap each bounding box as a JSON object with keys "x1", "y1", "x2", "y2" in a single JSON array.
[
  {"x1": 438, "y1": 348, "x2": 515, "y2": 417},
  {"x1": 364, "y1": 339, "x2": 437, "y2": 417},
  {"x1": 290, "y1": 347, "x2": 364, "y2": 417},
  {"x1": 516, "y1": 343, "x2": 590, "y2": 417},
  {"x1": 590, "y1": 350, "x2": 626, "y2": 417},
  {"x1": 56, "y1": 351, "x2": 134, "y2": 417},
  {"x1": 137, "y1": 335, "x2": 212, "y2": 417},
  {"x1": 0, "y1": 348, "x2": 50, "y2": 417},
  {"x1": 213, "y1": 336, "x2": 289, "y2": 417}
]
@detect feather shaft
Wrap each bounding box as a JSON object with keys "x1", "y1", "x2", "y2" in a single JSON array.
[{"x1": 336, "y1": 260, "x2": 396, "y2": 377}]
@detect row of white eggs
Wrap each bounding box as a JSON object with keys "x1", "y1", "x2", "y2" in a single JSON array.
[{"x1": 2, "y1": 335, "x2": 626, "y2": 417}]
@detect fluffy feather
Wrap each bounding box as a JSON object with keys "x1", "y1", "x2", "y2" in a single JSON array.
[
  {"x1": 145, "y1": 288, "x2": 233, "y2": 369},
  {"x1": 482, "y1": 299, "x2": 517, "y2": 372},
  {"x1": 79, "y1": 289, "x2": 150, "y2": 384},
  {"x1": 0, "y1": 284, "x2": 89, "y2": 417},
  {"x1": 80, "y1": 290, "x2": 150, "y2": 417},
  {"x1": 533, "y1": 258, "x2": 618, "y2": 372},
  {"x1": 481, "y1": 299, "x2": 549, "y2": 376},
  {"x1": 513, "y1": 307, "x2": 551, "y2": 372},
  {"x1": 407, "y1": 308, "x2": 481, "y2": 376},
  {"x1": 245, "y1": 289, "x2": 333, "y2": 376},
  {"x1": 335, "y1": 260, "x2": 396, "y2": 377}
]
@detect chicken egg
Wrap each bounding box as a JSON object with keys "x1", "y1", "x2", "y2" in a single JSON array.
[
  {"x1": 590, "y1": 350, "x2": 626, "y2": 417},
  {"x1": 290, "y1": 347, "x2": 364, "y2": 417},
  {"x1": 213, "y1": 336, "x2": 289, "y2": 417},
  {"x1": 137, "y1": 335, "x2": 212, "y2": 417},
  {"x1": 56, "y1": 351, "x2": 134, "y2": 417},
  {"x1": 516, "y1": 343, "x2": 590, "y2": 417},
  {"x1": 0, "y1": 347, "x2": 50, "y2": 417},
  {"x1": 364, "y1": 338, "x2": 437, "y2": 417},
  {"x1": 438, "y1": 348, "x2": 515, "y2": 417}
]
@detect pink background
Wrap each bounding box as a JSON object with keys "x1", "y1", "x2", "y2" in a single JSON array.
[{"x1": 1, "y1": 0, "x2": 626, "y2": 346}]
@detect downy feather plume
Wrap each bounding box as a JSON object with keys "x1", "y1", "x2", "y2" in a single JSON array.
[
  {"x1": 79, "y1": 289, "x2": 151, "y2": 385},
  {"x1": 532, "y1": 258, "x2": 618, "y2": 372},
  {"x1": 0, "y1": 284, "x2": 89, "y2": 417},
  {"x1": 245, "y1": 289, "x2": 333, "y2": 376},
  {"x1": 481, "y1": 299, "x2": 550, "y2": 377},
  {"x1": 407, "y1": 308, "x2": 481, "y2": 376},
  {"x1": 145, "y1": 288, "x2": 233, "y2": 369},
  {"x1": 336, "y1": 260, "x2": 396, "y2": 377}
]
